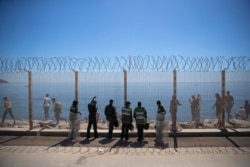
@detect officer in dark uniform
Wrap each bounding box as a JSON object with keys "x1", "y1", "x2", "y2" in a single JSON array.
[
  {"x1": 104, "y1": 99, "x2": 117, "y2": 139},
  {"x1": 87, "y1": 96, "x2": 99, "y2": 138}
]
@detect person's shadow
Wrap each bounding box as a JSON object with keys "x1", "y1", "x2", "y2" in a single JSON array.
[
  {"x1": 98, "y1": 138, "x2": 115, "y2": 145},
  {"x1": 131, "y1": 141, "x2": 148, "y2": 148},
  {"x1": 79, "y1": 138, "x2": 95, "y2": 145}
]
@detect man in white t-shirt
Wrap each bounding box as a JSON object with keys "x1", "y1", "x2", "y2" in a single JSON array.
[
  {"x1": 43, "y1": 93, "x2": 51, "y2": 121},
  {"x1": 235, "y1": 106, "x2": 247, "y2": 120}
]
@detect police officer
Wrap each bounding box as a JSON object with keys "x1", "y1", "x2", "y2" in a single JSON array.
[
  {"x1": 121, "y1": 101, "x2": 132, "y2": 141},
  {"x1": 104, "y1": 99, "x2": 117, "y2": 139},
  {"x1": 134, "y1": 102, "x2": 147, "y2": 142},
  {"x1": 87, "y1": 96, "x2": 99, "y2": 138}
]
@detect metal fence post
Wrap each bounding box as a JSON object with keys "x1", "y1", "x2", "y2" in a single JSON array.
[
  {"x1": 123, "y1": 69, "x2": 127, "y2": 105},
  {"x1": 221, "y1": 70, "x2": 226, "y2": 128},
  {"x1": 72, "y1": 70, "x2": 78, "y2": 101},
  {"x1": 25, "y1": 70, "x2": 33, "y2": 130},
  {"x1": 172, "y1": 69, "x2": 177, "y2": 131}
]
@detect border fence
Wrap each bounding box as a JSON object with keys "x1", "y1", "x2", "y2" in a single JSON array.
[{"x1": 0, "y1": 56, "x2": 250, "y2": 131}]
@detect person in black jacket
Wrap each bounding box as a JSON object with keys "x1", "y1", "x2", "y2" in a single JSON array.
[
  {"x1": 104, "y1": 99, "x2": 117, "y2": 139},
  {"x1": 86, "y1": 96, "x2": 99, "y2": 138}
]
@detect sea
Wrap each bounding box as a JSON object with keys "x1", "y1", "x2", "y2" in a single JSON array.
[{"x1": 0, "y1": 82, "x2": 250, "y2": 122}]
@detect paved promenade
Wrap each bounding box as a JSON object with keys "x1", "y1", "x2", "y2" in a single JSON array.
[{"x1": 0, "y1": 132, "x2": 250, "y2": 167}]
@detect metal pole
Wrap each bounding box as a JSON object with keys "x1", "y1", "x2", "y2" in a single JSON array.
[
  {"x1": 71, "y1": 70, "x2": 79, "y2": 101},
  {"x1": 173, "y1": 69, "x2": 177, "y2": 97},
  {"x1": 173, "y1": 69, "x2": 177, "y2": 131},
  {"x1": 221, "y1": 70, "x2": 226, "y2": 128},
  {"x1": 123, "y1": 69, "x2": 127, "y2": 105},
  {"x1": 26, "y1": 70, "x2": 33, "y2": 130},
  {"x1": 75, "y1": 71, "x2": 78, "y2": 101}
]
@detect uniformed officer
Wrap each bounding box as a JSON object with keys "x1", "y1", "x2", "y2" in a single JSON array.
[
  {"x1": 121, "y1": 101, "x2": 132, "y2": 141},
  {"x1": 134, "y1": 102, "x2": 147, "y2": 142}
]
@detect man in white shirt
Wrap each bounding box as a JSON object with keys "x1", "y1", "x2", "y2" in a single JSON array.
[
  {"x1": 235, "y1": 106, "x2": 247, "y2": 120},
  {"x1": 43, "y1": 93, "x2": 51, "y2": 121}
]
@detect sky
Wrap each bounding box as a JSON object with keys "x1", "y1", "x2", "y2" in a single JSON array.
[{"x1": 0, "y1": 0, "x2": 250, "y2": 58}]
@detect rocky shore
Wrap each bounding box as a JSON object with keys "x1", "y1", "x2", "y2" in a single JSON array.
[{"x1": 1, "y1": 118, "x2": 250, "y2": 130}]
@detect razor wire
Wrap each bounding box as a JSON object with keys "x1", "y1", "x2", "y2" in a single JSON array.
[{"x1": 0, "y1": 56, "x2": 249, "y2": 73}]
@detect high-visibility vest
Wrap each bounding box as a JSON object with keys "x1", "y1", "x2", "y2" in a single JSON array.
[
  {"x1": 121, "y1": 107, "x2": 132, "y2": 123},
  {"x1": 134, "y1": 107, "x2": 146, "y2": 124}
]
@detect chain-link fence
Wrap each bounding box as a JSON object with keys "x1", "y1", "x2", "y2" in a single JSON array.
[{"x1": 0, "y1": 56, "x2": 249, "y2": 130}]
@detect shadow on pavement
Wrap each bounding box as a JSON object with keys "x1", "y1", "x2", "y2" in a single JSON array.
[
  {"x1": 79, "y1": 138, "x2": 96, "y2": 145},
  {"x1": 98, "y1": 138, "x2": 115, "y2": 144}
]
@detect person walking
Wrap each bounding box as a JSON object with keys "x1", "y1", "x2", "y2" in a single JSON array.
[
  {"x1": 68, "y1": 100, "x2": 81, "y2": 141},
  {"x1": 104, "y1": 99, "x2": 117, "y2": 139},
  {"x1": 43, "y1": 93, "x2": 51, "y2": 121},
  {"x1": 225, "y1": 91, "x2": 234, "y2": 121},
  {"x1": 155, "y1": 100, "x2": 167, "y2": 146},
  {"x1": 169, "y1": 95, "x2": 181, "y2": 132},
  {"x1": 87, "y1": 96, "x2": 99, "y2": 139},
  {"x1": 51, "y1": 98, "x2": 67, "y2": 124},
  {"x1": 134, "y1": 102, "x2": 147, "y2": 142},
  {"x1": 121, "y1": 101, "x2": 132, "y2": 141},
  {"x1": 1, "y1": 97, "x2": 16, "y2": 126}
]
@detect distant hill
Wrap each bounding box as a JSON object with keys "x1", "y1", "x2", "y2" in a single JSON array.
[{"x1": 0, "y1": 79, "x2": 8, "y2": 83}]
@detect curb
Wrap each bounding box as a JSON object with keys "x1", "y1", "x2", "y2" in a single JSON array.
[{"x1": 1, "y1": 128, "x2": 250, "y2": 137}]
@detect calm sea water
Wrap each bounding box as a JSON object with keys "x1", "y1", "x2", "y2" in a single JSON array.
[{"x1": 0, "y1": 82, "x2": 249, "y2": 122}]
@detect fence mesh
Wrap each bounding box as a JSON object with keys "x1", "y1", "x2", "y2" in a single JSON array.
[{"x1": 0, "y1": 56, "x2": 249, "y2": 130}]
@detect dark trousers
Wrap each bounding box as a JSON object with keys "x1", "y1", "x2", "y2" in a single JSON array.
[
  {"x1": 2, "y1": 108, "x2": 16, "y2": 124},
  {"x1": 121, "y1": 123, "x2": 130, "y2": 140},
  {"x1": 136, "y1": 124, "x2": 144, "y2": 141},
  {"x1": 108, "y1": 119, "x2": 114, "y2": 138},
  {"x1": 87, "y1": 117, "x2": 98, "y2": 138}
]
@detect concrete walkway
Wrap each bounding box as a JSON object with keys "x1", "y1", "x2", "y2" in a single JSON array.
[
  {"x1": 0, "y1": 135, "x2": 250, "y2": 167},
  {"x1": 0, "y1": 126, "x2": 250, "y2": 167}
]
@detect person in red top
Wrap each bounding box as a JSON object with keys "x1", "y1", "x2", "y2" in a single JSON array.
[{"x1": 1, "y1": 97, "x2": 16, "y2": 126}]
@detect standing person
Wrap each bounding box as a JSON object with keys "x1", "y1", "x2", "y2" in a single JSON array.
[
  {"x1": 51, "y1": 98, "x2": 67, "y2": 125},
  {"x1": 121, "y1": 101, "x2": 132, "y2": 141},
  {"x1": 244, "y1": 100, "x2": 250, "y2": 119},
  {"x1": 104, "y1": 99, "x2": 117, "y2": 139},
  {"x1": 43, "y1": 93, "x2": 51, "y2": 121},
  {"x1": 87, "y1": 96, "x2": 99, "y2": 139},
  {"x1": 169, "y1": 95, "x2": 181, "y2": 132},
  {"x1": 213, "y1": 93, "x2": 222, "y2": 127},
  {"x1": 155, "y1": 100, "x2": 167, "y2": 146},
  {"x1": 134, "y1": 102, "x2": 147, "y2": 142},
  {"x1": 225, "y1": 91, "x2": 234, "y2": 121},
  {"x1": 235, "y1": 106, "x2": 247, "y2": 120},
  {"x1": 189, "y1": 95, "x2": 196, "y2": 121},
  {"x1": 1, "y1": 97, "x2": 16, "y2": 126},
  {"x1": 69, "y1": 100, "x2": 81, "y2": 141}
]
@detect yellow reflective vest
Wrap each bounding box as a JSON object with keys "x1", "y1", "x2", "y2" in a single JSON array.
[
  {"x1": 121, "y1": 107, "x2": 132, "y2": 123},
  {"x1": 134, "y1": 107, "x2": 147, "y2": 124}
]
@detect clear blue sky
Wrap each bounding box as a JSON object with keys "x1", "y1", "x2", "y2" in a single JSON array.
[{"x1": 0, "y1": 0, "x2": 249, "y2": 58}]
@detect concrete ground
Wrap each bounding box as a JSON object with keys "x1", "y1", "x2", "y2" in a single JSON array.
[{"x1": 0, "y1": 135, "x2": 250, "y2": 167}]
